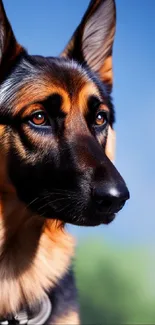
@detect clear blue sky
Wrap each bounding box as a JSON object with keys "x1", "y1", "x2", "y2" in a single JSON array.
[{"x1": 3, "y1": 0, "x2": 155, "y2": 246}]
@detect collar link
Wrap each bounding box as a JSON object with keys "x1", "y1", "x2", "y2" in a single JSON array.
[{"x1": 0, "y1": 293, "x2": 52, "y2": 325}]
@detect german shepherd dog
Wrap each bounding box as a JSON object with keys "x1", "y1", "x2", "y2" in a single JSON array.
[{"x1": 0, "y1": 0, "x2": 129, "y2": 323}]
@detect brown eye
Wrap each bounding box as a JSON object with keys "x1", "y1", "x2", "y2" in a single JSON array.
[
  {"x1": 31, "y1": 111, "x2": 48, "y2": 126},
  {"x1": 95, "y1": 111, "x2": 107, "y2": 126}
]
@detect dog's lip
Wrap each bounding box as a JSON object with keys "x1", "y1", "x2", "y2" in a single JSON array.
[
  {"x1": 84, "y1": 212, "x2": 116, "y2": 226},
  {"x1": 68, "y1": 213, "x2": 116, "y2": 226},
  {"x1": 101, "y1": 213, "x2": 116, "y2": 225}
]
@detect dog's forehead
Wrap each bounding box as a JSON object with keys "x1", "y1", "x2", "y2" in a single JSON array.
[{"x1": 0, "y1": 55, "x2": 102, "y2": 115}]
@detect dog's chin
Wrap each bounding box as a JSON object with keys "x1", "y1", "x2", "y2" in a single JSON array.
[
  {"x1": 69, "y1": 213, "x2": 116, "y2": 227},
  {"x1": 42, "y1": 211, "x2": 116, "y2": 227},
  {"x1": 101, "y1": 213, "x2": 116, "y2": 225}
]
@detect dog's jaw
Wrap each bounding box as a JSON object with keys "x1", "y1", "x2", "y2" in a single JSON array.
[{"x1": 0, "y1": 190, "x2": 74, "y2": 316}]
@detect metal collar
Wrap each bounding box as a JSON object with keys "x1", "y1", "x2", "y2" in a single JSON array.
[{"x1": 0, "y1": 293, "x2": 52, "y2": 325}]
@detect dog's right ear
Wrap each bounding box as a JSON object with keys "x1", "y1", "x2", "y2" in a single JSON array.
[
  {"x1": 0, "y1": 0, "x2": 22, "y2": 80},
  {"x1": 61, "y1": 0, "x2": 116, "y2": 93}
]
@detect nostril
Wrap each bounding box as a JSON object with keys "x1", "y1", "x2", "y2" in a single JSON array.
[
  {"x1": 93, "y1": 191, "x2": 113, "y2": 211},
  {"x1": 95, "y1": 198, "x2": 104, "y2": 206},
  {"x1": 118, "y1": 199, "x2": 126, "y2": 211},
  {"x1": 94, "y1": 196, "x2": 112, "y2": 209},
  {"x1": 92, "y1": 185, "x2": 130, "y2": 214},
  {"x1": 93, "y1": 192, "x2": 104, "y2": 206}
]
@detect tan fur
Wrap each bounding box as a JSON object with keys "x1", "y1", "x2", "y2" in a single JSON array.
[
  {"x1": 99, "y1": 55, "x2": 113, "y2": 86},
  {"x1": 13, "y1": 71, "x2": 89, "y2": 116},
  {"x1": 14, "y1": 85, "x2": 71, "y2": 115},
  {"x1": 51, "y1": 311, "x2": 80, "y2": 325},
  {"x1": 0, "y1": 189, "x2": 74, "y2": 316},
  {"x1": 0, "y1": 131, "x2": 75, "y2": 317},
  {"x1": 0, "y1": 136, "x2": 15, "y2": 193},
  {"x1": 77, "y1": 82, "x2": 101, "y2": 114},
  {"x1": 105, "y1": 126, "x2": 116, "y2": 162}
]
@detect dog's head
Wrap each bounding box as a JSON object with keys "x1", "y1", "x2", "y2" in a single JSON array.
[{"x1": 0, "y1": 0, "x2": 129, "y2": 226}]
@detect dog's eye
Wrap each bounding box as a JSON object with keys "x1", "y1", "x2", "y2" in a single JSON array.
[
  {"x1": 95, "y1": 111, "x2": 107, "y2": 127},
  {"x1": 30, "y1": 111, "x2": 49, "y2": 126}
]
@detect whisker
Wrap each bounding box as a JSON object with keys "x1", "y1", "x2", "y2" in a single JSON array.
[
  {"x1": 37, "y1": 197, "x2": 69, "y2": 212},
  {"x1": 26, "y1": 197, "x2": 39, "y2": 209},
  {"x1": 56, "y1": 202, "x2": 72, "y2": 214}
]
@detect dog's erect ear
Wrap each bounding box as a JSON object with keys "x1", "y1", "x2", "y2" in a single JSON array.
[
  {"x1": 0, "y1": 0, "x2": 22, "y2": 79},
  {"x1": 61, "y1": 0, "x2": 116, "y2": 91}
]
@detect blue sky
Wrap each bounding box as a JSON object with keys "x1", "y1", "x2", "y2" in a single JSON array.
[{"x1": 3, "y1": 0, "x2": 155, "y2": 246}]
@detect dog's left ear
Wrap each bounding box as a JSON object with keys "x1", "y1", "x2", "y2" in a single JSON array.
[
  {"x1": 61, "y1": 0, "x2": 116, "y2": 92},
  {"x1": 0, "y1": 0, "x2": 23, "y2": 80}
]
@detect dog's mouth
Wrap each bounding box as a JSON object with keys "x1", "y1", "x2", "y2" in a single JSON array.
[
  {"x1": 82, "y1": 212, "x2": 116, "y2": 226},
  {"x1": 26, "y1": 182, "x2": 128, "y2": 227},
  {"x1": 80, "y1": 213, "x2": 116, "y2": 226},
  {"x1": 32, "y1": 195, "x2": 117, "y2": 226},
  {"x1": 28, "y1": 189, "x2": 120, "y2": 227},
  {"x1": 102, "y1": 213, "x2": 116, "y2": 225},
  {"x1": 63, "y1": 210, "x2": 116, "y2": 227}
]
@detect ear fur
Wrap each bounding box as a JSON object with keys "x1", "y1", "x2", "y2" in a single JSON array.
[
  {"x1": 61, "y1": 0, "x2": 116, "y2": 92},
  {"x1": 0, "y1": 0, "x2": 23, "y2": 80}
]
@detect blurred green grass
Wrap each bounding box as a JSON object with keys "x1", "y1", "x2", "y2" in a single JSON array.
[{"x1": 75, "y1": 239, "x2": 155, "y2": 324}]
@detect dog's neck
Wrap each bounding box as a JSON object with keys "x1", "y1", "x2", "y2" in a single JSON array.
[{"x1": 0, "y1": 190, "x2": 74, "y2": 316}]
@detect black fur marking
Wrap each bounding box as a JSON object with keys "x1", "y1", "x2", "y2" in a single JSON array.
[{"x1": 48, "y1": 267, "x2": 79, "y2": 322}]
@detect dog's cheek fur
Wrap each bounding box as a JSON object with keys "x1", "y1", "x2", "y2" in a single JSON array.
[
  {"x1": 0, "y1": 127, "x2": 76, "y2": 317},
  {"x1": 0, "y1": 129, "x2": 75, "y2": 315},
  {"x1": 0, "y1": 126, "x2": 15, "y2": 193},
  {"x1": 0, "y1": 214, "x2": 75, "y2": 315},
  {"x1": 7, "y1": 130, "x2": 82, "y2": 219}
]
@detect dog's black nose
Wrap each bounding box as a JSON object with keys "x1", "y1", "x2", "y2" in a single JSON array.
[{"x1": 92, "y1": 183, "x2": 130, "y2": 214}]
